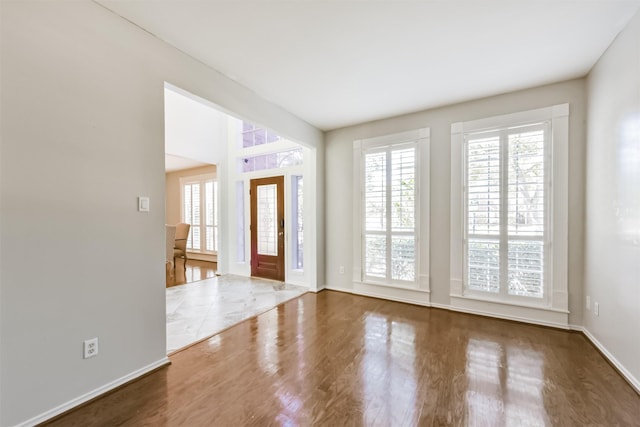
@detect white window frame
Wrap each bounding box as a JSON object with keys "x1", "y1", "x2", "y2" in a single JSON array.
[
  {"x1": 450, "y1": 105, "x2": 569, "y2": 326},
  {"x1": 353, "y1": 128, "x2": 430, "y2": 299},
  {"x1": 180, "y1": 173, "x2": 217, "y2": 255}
]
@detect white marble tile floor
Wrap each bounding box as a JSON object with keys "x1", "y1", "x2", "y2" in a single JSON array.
[{"x1": 166, "y1": 274, "x2": 307, "y2": 353}]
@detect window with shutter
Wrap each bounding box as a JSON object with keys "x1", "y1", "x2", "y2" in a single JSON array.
[
  {"x1": 181, "y1": 174, "x2": 217, "y2": 254},
  {"x1": 465, "y1": 124, "x2": 548, "y2": 300},
  {"x1": 450, "y1": 104, "x2": 569, "y2": 325},
  {"x1": 360, "y1": 138, "x2": 422, "y2": 286}
]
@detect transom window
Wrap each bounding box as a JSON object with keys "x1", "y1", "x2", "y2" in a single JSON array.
[
  {"x1": 238, "y1": 148, "x2": 303, "y2": 173},
  {"x1": 240, "y1": 122, "x2": 282, "y2": 148}
]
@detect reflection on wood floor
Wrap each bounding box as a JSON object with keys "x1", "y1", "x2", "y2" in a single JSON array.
[
  {"x1": 166, "y1": 259, "x2": 217, "y2": 287},
  {"x1": 46, "y1": 291, "x2": 640, "y2": 426}
]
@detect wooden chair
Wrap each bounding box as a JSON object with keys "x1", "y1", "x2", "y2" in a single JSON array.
[
  {"x1": 173, "y1": 223, "x2": 191, "y2": 271},
  {"x1": 166, "y1": 225, "x2": 176, "y2": 278}
]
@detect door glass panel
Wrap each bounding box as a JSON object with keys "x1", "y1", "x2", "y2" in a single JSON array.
[{"x1": 257, "y1": 184, "x2": 278, "y2": 256}]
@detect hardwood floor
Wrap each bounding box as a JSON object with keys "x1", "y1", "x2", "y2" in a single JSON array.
[
  {"x1": 45, "y1": 291, "x2": 640, "y2": 426},
  {"x1": 166, "y1": 259, "x2": 217, "y2": 287}
]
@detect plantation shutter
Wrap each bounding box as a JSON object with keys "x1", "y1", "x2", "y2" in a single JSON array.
[
  {"x1": 184, "y1": 183, "x2": 194, "y2": 249},
  {"x1": 183, "y1": 177, "x2": 217, "y2": 254},
  {"x1": 506, "y1": 127, "x2": 546, "y2": 298},
  {"x1": 205, "y1": 180, "x2": 214, "y2": 252},
  {"x1": 465, "y1": 124, "x2": 548, "y2": 299},
  {"x1": 191, "y1": 184, "x2": 201, "y2": 250},
  {"x1": 364, "y1": 150, "x2": 387, "y2": 278},
  {"x1": 466, "y1": 133, "x2": 501, "y2": 293},
  {"x1": 363, "y1": 143, "x2": 417, "y2": 284}
]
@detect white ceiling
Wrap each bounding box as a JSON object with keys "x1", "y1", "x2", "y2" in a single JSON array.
[{"x1": 97, "y1": 0, "x2": 640, "y2": 131}]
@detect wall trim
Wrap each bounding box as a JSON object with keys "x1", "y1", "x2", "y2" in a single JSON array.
[
  {"x1": 445, "y1": 298, "x2": 570, "y2": 329},
  {"x1": 354, "y1": 281, "x2": 430, "y2": 306},
  {"x1": 324, "y1": 285, "x2": 430, "y2": 306},
  {"x1": 185, "y1": 252, "x2": 217, "y2": 263},
  {"x1": 16, "y1": 357, "x2": 171, "y2": 427},
  {"x1": 325, "y1": 287, "x2": 568, "y2": 329},
  {"x1": 578, "y1": 326, "x2": 640, "y2": 395},
  {"x1": 450, "y1": 294, "x2": 570, "y2": 314},
  {"x1": 313, "y1": 284, "x2": 326, "y2": 293},
  {"x1": 432, "y1": 302, "x2": 571, "y2": 330},
  {"x1": 419, "y1": 274, "x2": 430, "y2": 291}
]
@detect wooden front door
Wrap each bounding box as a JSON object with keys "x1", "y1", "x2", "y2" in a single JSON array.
[{"x1": 250, "y1": 176, "x2": 285, "y2": 281}]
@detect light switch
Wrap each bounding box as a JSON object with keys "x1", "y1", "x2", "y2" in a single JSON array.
[{"x1": 138, "y1": 196, "x2": 150, "y2": 212}]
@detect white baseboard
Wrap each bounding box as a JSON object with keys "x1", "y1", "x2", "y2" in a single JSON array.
[
  {"x1": 185, "y1": 253, "x2": 217, "y2": 263},
  {"x1": 429, "y1": 302, "x2": 448, "y2": 310},
  {"x1": 326, "y1": 286, "x2": 568, "y2": 329},
  {"x1": 444, "y1": 300, "x2": 570, "y2": 330},
  {"x1": 324, "y1": 284, "x2": 430, "y2": 306},
  {"x1": 17, "y1": 357, "x2": 171, "y2": 427},
  {"x1": 448, "y1": 295, "x2": 569, "y2": 328},
  {"x1": 433, "y1": 300, "x2": 563, "y2": 327},
  {"x1": 324, "y1": 285, "x2": 354, "y2": 294},
  {"x1": 579, "y1": 327, "x2": 640, "y2": 394}
]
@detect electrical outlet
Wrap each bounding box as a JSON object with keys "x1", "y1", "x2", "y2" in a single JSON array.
[
  {"x1": 594, "y1": 302, "x2": 599, "y2": 317},
  {"x1": 84, "y1": 337, "x2": 99, "y2": 359},
  {"x1": 586, "y1": 295, "x2": 591, "y2": 310},
  {"x1": 339, "y1": 266, "x2": 345, "y2": 274}
]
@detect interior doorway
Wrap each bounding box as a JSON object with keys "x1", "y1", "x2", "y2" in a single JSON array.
[
  {"x1": 250, "y1": 176, "x2": 285, "y2": 281},
  {"x1": 163, "y1": 81, "x2": 318, "y2": 354}
]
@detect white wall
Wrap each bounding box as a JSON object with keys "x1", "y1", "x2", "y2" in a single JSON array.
[
  {"x1": 164, "y1": 85, "x2": 228, "y2": 165},
  {"x1": 325, "y1": 79, "x2": 587, "y2": 325},
  {"x1": 585, "y1": 10, "x2": 640, "y2": 390},
  {"x1": 0, "y1": 2, "x2": 322, "y2": 426}
]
